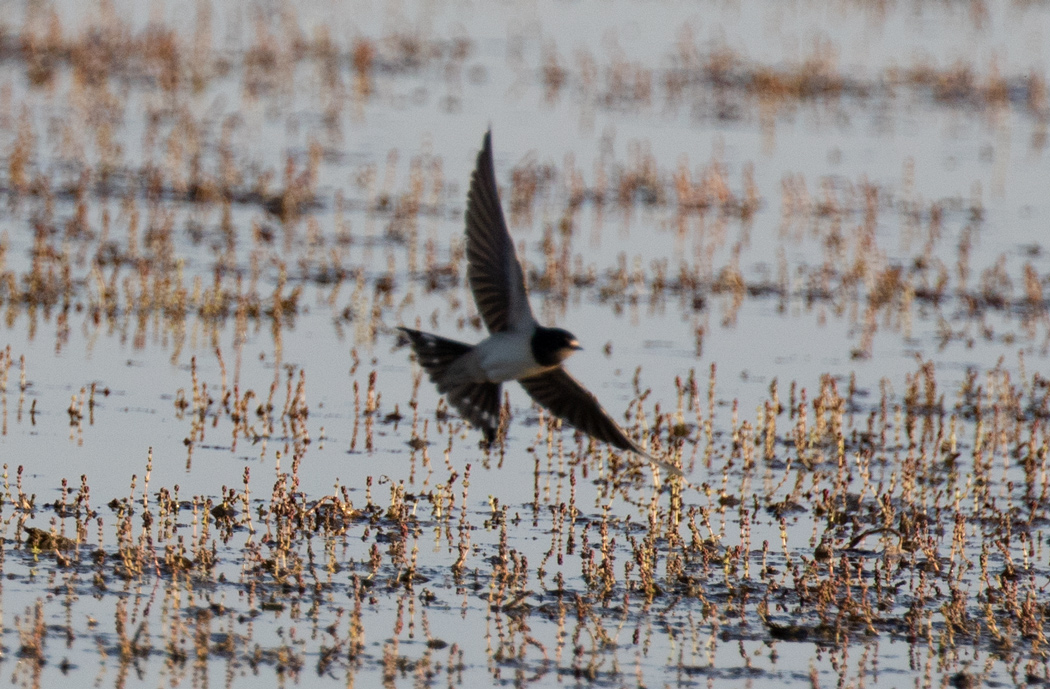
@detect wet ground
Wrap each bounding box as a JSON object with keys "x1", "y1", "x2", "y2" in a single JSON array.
[{"x1": 0, "y1": 0, "x2": 1048, "y2": 687}]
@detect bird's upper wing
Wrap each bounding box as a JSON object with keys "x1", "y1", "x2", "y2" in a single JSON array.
[
  {"x1": 466, "y1": 131, "x2": 534, "y2": 334},
  {"x1": 518, "y1": 368, "x2": 683, "y2": 477}
]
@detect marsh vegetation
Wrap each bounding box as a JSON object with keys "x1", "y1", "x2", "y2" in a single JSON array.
[{"x1": 0, "y1": 1, "x2": 1046, "y2": 688}]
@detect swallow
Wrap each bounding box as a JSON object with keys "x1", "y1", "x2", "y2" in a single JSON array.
[{"x1": 399, "y1": 131, "x2": 681, "y2": 477}]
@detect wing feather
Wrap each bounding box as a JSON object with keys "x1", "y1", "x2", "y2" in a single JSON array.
[
  {"x1": 443, "y1": 381, "x2": 502, "y2": 443},
  {"x1": 398, "y1": 327, "x2": 501, "y2": 441},
  {"x1": 466, "y1": 131, "x2": 534, "y2": 334},
  {"x1": 518, "y1": 368, "x2": 682, "y2": 476}
]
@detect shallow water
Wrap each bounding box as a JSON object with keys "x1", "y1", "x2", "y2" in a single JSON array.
[{"x1": 0, "y1": 1, "x2": 1048, "y2": 688}]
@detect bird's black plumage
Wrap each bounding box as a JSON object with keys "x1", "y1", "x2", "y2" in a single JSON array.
[{"x1": 530, "y1": 327, "x2": 580, "y2": 367}]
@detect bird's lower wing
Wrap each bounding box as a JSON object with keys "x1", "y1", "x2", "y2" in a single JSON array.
[
  {"x1": 398, "y1": 327, "x2": 502, "y2": 442},
  {"x1": 517, "y1": 368, "x2": 683, "y2": 477},
  {"x1": 442, "y1": 381, "x2": 502, "y2": 443}
]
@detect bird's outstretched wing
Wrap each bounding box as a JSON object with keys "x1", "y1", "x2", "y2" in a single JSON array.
[
  {"x1": 398, "y1": 327, "x2": 502, "y2": 441},
  {"x1": 441, "y1": 381, "x2": 502, "y2": 443},
  {"x1": 465, "y1": 131, "x2": 534, "y2": 334},
  {"x1": 518, "y1": 368, "x2": 683, "y2": 477}
]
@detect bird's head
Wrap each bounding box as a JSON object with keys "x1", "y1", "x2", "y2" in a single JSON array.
[{"x1": 532, "y1": 327, "x2": 582, "y2": 367}]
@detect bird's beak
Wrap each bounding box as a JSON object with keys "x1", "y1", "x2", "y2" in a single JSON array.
[{"x1": 569, "y1": 340, "x2": 582, "y2": 350}]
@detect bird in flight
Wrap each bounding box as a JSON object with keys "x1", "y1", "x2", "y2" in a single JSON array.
[{"x1": 399, "y1": 131, "x2": 681, "y2": 477}]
